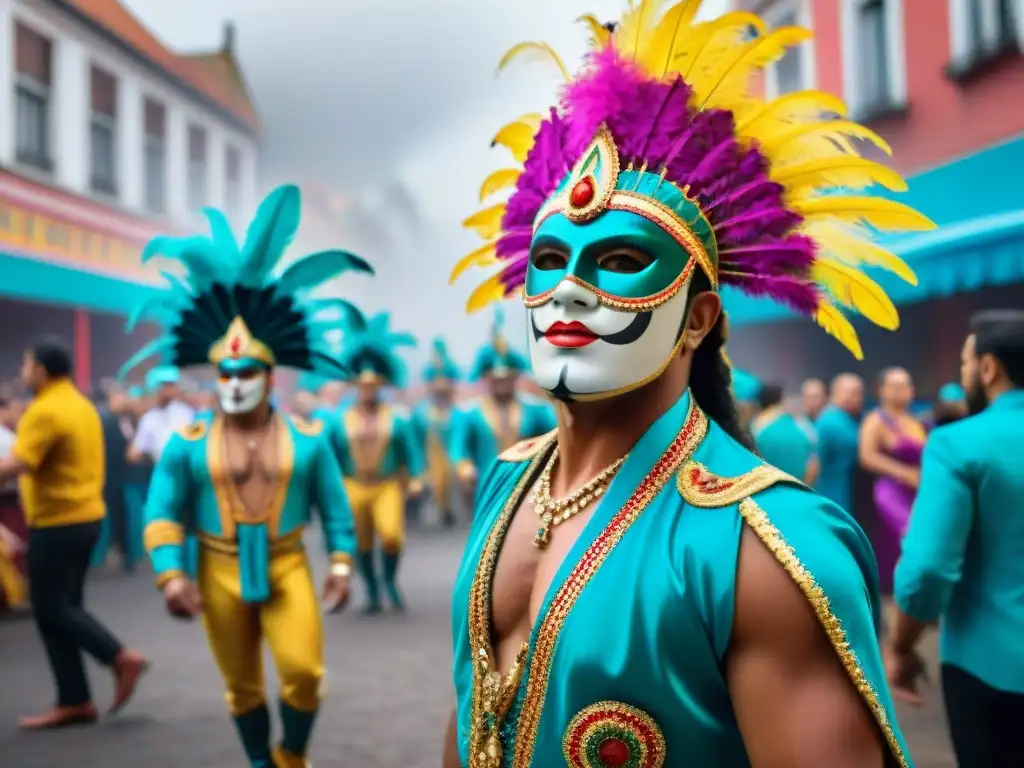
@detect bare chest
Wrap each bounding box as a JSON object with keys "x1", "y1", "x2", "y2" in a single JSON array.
[{"x1": 219, "y1": 424, "x2": 282, "y2": 515}]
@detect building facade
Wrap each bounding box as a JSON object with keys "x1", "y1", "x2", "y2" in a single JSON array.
[
  {"x1": 0, "y1": 0, "x2": 260, "y2": 389},
  {"x1": 726, "y1": 0, "x2": 1024, "y2": 394}
]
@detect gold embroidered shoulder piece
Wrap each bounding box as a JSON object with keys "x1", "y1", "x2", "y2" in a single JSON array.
[
  {"x1": 289, "y1": 415, "x2": 324, "y2": 437},
  {"x1": 177, "y1": 422, "x2": 208, "y2": 441},
  {"x1": 677, "y1": 460, "x2": 802, "y2": 508},
  {"x1": 498, "y1": 429, "x2": 557, "y2": 462}
]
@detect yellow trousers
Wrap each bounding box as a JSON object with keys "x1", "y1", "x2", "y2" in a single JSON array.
[
  {"x1": 0, "y1": 543, "x2": 25, "y2": 607},
  {"x1": 345, "y1": 478, "x2": 405, "y2": 553},
  {"x1": 198, "y1": 545, "x2": 323, "y2": 716}
]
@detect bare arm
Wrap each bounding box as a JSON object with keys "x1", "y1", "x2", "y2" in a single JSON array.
[
  {"x1": 727, "y1": 527, "x2": 885, "y2": 767},
  {"x1": 442, "y1": 708, "x2": 460, "y2": 768},
  {"x1": 802, "y1": 454, "x2": 819, "y2": 487},
  {"x1": 858, "y1": 413, "x2": 917, "y2": 486}
]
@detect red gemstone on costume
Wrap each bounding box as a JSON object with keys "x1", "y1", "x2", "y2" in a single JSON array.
[
  {"x1": 229, "y1": 336, "x2": 242, "y2": 354},
  {"x1": 598, "y1": 737, "x2": 630, "y2": 766},
  {"x1": 570, "y1": 177, "x2": 595, "y2": 207}
]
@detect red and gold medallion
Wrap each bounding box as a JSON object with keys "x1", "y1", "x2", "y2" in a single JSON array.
[{"x1": 563, "y1": 702, "x2": 666, "y2": 768}]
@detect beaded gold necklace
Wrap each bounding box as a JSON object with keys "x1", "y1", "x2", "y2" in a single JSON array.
[{"x1": 530, "y1": 447, "x2": 626, "y2": 548}]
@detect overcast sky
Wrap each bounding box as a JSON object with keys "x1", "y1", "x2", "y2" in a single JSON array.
[{"x1": 124, "y1": 0, "x2": 728, "y2": 368}]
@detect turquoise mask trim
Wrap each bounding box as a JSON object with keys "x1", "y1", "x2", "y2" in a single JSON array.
[{"x1": 217, "y1": 357, "x2": 268, "y2": 376}]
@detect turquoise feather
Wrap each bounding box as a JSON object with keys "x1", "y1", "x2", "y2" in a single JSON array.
[
  {"x1": 275, "y1": 250, "x2": 375, "y2": 297},
  {"x1": 117, "y1": 335, "x2": 178, "y2": 383},
  {"x1": 126, "y1": 295, "x2": 181, "y2": 333},
  {"x1": 240, "y1": 185, "x2": 301, "y2": 284},
  {"x1": 202, "y1": 207, "x2": 239, "y2": 254},
  {"x1": 304, "y1": 297, "x2": 366, "y2": 328}
]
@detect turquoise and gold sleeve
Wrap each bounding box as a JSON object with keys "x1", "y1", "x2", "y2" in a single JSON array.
[
  {"x1": 396, "y1": 414, "x2": 427, "y2": 477},
  {"x1": 313, "y1": 437, "x2": 356, "y2": 562},
  {"x1": 409, "y1": 406, "x2": 429, "y2": 455},
  {"x1": 448, "y1": 407, "x2": 476, "y2": 469},
  {"x1": 743, "y1": 483, "x2": 913, "y2": 766},
  {"x1": 143, "y1": 433, "x2": 193, "y2": 588}
]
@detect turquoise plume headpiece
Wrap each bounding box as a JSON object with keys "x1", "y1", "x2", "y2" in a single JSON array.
[
  {"x1": 731, "y1": 368, "x2": 763, "y2": 405},
  {"x1": 470, "y1": 307, "x2": 527, "y2": 381},
  {"x1": 117, "y1": 184, "x2": 374, "y2": 383},
  {"x1": 422, "y1": 338, "x2": 461, "y2": 383},
  {"x1": 338, "y1": 312, "x2": 417, "y2": 387},
  {"x1": 144, "y1": 365, "x2": 180, "y2": 393}
]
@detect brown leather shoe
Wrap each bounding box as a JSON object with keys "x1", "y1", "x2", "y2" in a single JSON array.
[
  {"x1": 110, "y1": 648, "x2": 150, "y2": 713},
  {"x1": 19, "y1": 703, "x2": 99, "y2": 730}
]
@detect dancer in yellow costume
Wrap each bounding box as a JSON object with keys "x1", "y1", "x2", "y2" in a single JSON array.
[
  {"x1": 124, "y1": 185, "x2": 375, "y2": 768},
  {"x1": 327, "y1": 312, "x2": 426, "y2": 614}
]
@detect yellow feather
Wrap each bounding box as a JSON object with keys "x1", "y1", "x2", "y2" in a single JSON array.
[
  {"x1": 811, "y1": 257, "x2": 899, "y2": 330},
  {"x1": 497, "y1": 41, "x2": 571, "y2": 81},
  {"x1": 576, "y1": 14, "x2": 612, "y2": 48},
  {"x1": 637, "y1": 0, "x2": 701, "y2": 76},
  {"x1": 466, "y1": 274, "x2": 508, "y2": 313},
  {"x1": 616, "y1": 0, "x2": 671, "y2": 60},
  {"x1": 803, "y1": 222, "x2": 918, "y2": 285},
  {"x1": 760, "y1": 120, "x2": 891, "y2": 160},
  {"x1": 736, "y1": 90, "x2": 848, "y2": 134},
  {"x1": 462, "y1": 204, "x2": 506, "y2": 240},
  {"x1": 449, "y1": 242, "x2": 498, "y2": 285},
  {"x1": 792, "y1": 196, "x2": 936, "y2": 233},
  {"x1": 676, "y1": 14, "x2": 767, "y2": 80},
  {"x1": 491, "y1": 118, "x2": 541, "y2": 163},
  {"x1": 815, "y1": 301, "x2": 864, "y2": 360},
  {"x1": 773, "y1": 157, "x2": 908, "y2": 195},
  {"x1": 697, "y1": 26, "x2": 813, "y2": 109},
  {"x1": 479, "y1": 169, "x2": 521, "y2": 202}
]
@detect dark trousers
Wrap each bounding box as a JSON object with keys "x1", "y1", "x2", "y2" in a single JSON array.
[
  {"x1": 942, "y1": 664, "x2": 1024, "y2": 767},
  {"x1": 28, "y1": 520, "x2": 123, "y2": 706}
]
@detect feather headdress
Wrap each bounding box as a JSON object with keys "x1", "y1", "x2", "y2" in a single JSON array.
[
  {"x1": 338, "y1": 312, "x2": 418, "y2": 387},
  {"x1": 119, "y1": 184, "x2": 374, "y2": 381},
  {"x1": 423, "y1": 338, "x2": 462, "y2": 382},
  {"x1": 470, "y1": 307, "x2": 529, "y2": 381},
  {"x1": 451, "y1": 0, "x2": 933, "y2": 359}
]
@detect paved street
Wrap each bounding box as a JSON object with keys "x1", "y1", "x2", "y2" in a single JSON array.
[{"x1": 0, "y1": 529, "x2": 954, "y2": 767}]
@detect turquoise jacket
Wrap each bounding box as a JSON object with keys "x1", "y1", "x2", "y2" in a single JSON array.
[
  {"x1": 450, "y1": 391, "x2": 911, "y2": 767},
  {"x1": 895, "y1": 389, "x2": 1024, "y2": 693},
  {"x1": 752, "y1": 410, "x2": 815, "y2": 482},
  {"x1": 145, "y1": 412, "x2": 356, "y2": 603},
  {"x1": 813, "y1": 404, "x2": 860, "y2": 512},
  {"x1": 325, "y1": 404, "x2": 426, "y2": 480},
  {"x1": 449, "y1": 396, "x2": 556, "y2": 475},
  {"x1": 410, "y1": 402, "x2": 462, "y2": 460}
]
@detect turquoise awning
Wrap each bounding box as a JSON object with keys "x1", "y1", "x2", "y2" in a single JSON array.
[
  {"x1": 0, "y1": 250, "x2": 161, "y2": 315},
  {"x1": 726, "y1": 134, "x2": 1024, "y2": 327}
]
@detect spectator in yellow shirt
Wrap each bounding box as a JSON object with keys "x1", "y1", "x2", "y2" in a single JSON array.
[{"x1": 0, "y1": 338, "x2": 148, "y2": 730}]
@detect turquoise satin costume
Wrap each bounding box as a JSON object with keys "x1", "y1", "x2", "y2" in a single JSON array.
[
  {"x1": 752, "y1": 409, "x2": 815, "y2": 482},
  {"x1": 814, "y1": 404, "x2": 861, "y2": 512},
  {"x1": 452, "y1": 392, "x2": 911, "y2": 766},
  {"x1": 125, "y1": 184, "x2": 374, "y2": 768},
  {"x1": 895, "y1": 389, "x2": 1024, "y2": 693},
  {"x1": 146, "y1": 413, "x2": 355, "y2": 603},
  {"x1": 327, "y1": 404, "x2": 425, "y2": 480}
]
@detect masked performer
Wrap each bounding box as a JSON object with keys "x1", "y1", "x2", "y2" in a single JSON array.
[
  {"x1": 411, "y1": 339, "x2": 464, "y2": 526},
  {"x1": 444, "y1": 3, "x2": 933, "y2": 766},
  {"x1": 450, "y1": 310, "x2": 556, "y2": 491},
  {"x1": 127, "y1": 185, "x2": 373, "y2": 768},
  {"x1": 327, "y1": 313, "x2": 426, "y2": 614}
]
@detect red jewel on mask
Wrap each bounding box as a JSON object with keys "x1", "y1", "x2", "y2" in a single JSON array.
[{"x1": 570, "y1": 177, "x2": 595, "y2": 208}]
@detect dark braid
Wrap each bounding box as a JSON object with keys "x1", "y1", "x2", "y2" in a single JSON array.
[{"x1": 686, "y1": 273, "x2": 755, "y2": 450}]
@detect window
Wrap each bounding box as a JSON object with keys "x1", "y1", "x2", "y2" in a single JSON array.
[
  {"x1": 857, "y1": 0, "x2": 891, "y2": 107},
  {"x1": 951, "y1": 0, "x2": 1021, "y2": 65},
  {"x1": 90, "y1": 66, "x2": 118, "y2": 196},
  {"x1": 995, "y1": 0, "x2": 1018, "y2": 46},
  {"x1": 187, "y1": 125, "x2": 207, "y2": 211},
  {"x1": 765, "y1": 7, "x2": 805, "y2": 97},
  {"x1": 143, "y1": 99, "x2": 166, "y2": 214},
  {"x1": 14, "y1": 23, "x2": 53, "y2": 171},
  {"x1": 224, "y1": 145, "x2": 242, "y2": 220},
  {"x1": 842, "y1": 0, "x2": 905, "y2": 117}
]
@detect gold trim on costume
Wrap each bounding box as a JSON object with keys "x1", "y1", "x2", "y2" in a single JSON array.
[
  {"x1": 465, "y1": 399, "x2": 709, "y2": 768},
  {"x1": 562, "y1": 701, "x2": 666, "y2": 768},
  {"x1": 344, "y1": 405, "x2": 394, "y2": 480},
  {"x1": 498, "y1": 430, "x2": 558, "y2": 462},
  {"x1": 196, "y1": 528, "x2": 304, "y2": 556},
  {"x1": 208, "y1": 316, "x2": 276, "y2": 366},
  {"x1": 737, "y1": 498, "x2": 909, "y2": 768},
  {"x1": 143, "y1": 520, "x2": 186, "y2": 553},
  {"x1": 480, "y1": 397, "x2": 522, "y2": 452},
  {"x1": 155, "y1": 569, "x2": 185, "y2": 590},
  {"x1": 329, "y1": 552, "x2": 354, "y2": 566},
  {"x1": 288, "y1": 414, "x2": 323, "y2": 437},
  {"x1": 177, "y1": 421, "x2": 208, "y2": 441},
  {"x1": 677, "y1": 460, "x2": 802, "y2": 508}
]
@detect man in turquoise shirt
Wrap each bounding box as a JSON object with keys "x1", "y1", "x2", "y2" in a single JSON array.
[
  {"x1": 814, "y1": 373, "x2": 864, "y2": 512},
  {"x1": 751, "y1": 384, "x2": 817, "y2": 485},
  {"x1": 888, "y1": 310, "x2": 1024, "y2": 767}
]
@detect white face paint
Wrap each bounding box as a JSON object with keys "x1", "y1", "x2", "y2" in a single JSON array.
[
  {"x1": 217, "y1": 371, "x2": 268, "y2": 414},
  {"x1": 526, "y1": 277, "x2": 691, "y2": 400}
]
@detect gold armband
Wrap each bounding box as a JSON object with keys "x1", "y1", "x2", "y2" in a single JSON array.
[
  {"x1": 155, "y1": 569, "x2": 186, "y2": 590},
  {"x1": 330, "y1": 552, "x2": 353, "y2": 577},
  {"x1": 143, "y1": 520, "x2": 186, "y2": 554}
]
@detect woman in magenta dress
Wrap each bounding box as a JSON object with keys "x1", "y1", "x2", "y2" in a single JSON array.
[{"x1": 858, "y1": 367, "x2": 927, "y2": 594}]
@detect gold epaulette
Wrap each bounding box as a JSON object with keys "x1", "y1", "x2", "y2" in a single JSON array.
[
  {"x1": 289, "y1": 414, "x2": 324, "y2": 437},
  {"x1": 177, "y1": 421, "x2": 208, "y2": 441},
  {"x1": 498, "y1": 429, "x2": 557, "y2": 462},
  {"x1": 677, "y1": 460, "x2": 803, "y2": 508}
]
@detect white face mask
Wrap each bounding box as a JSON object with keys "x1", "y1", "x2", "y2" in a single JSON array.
[
  {"x1": 217, "y1": 371, "x2": 268, "y2": 414},
  {"x1": 526, "y1": 277, "x2": 690, "y2": 401}
]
